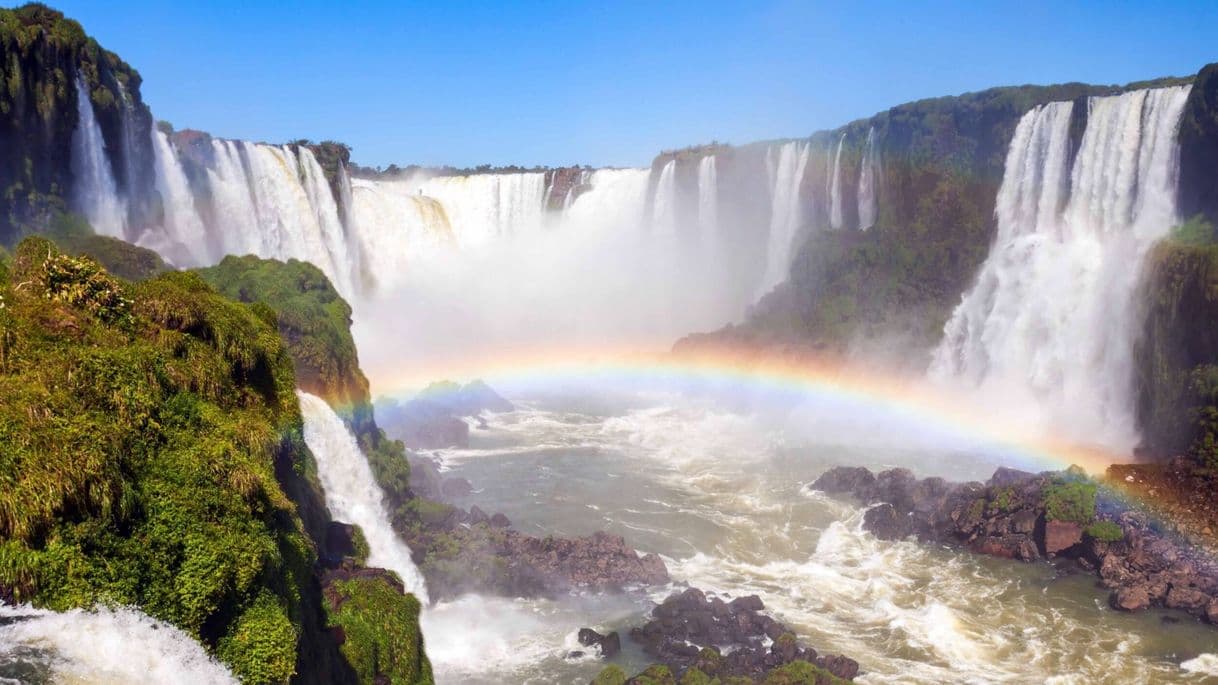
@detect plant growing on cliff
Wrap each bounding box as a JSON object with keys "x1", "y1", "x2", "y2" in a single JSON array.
[{"x1": 324, "y1": 576, "x2": 432, "y2": 684}]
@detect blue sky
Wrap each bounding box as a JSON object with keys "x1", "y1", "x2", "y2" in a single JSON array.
[{"x1": 45, "y1": 1, "x2": 1218, "y2": 169}]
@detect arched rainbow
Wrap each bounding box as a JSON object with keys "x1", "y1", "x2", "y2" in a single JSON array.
[{"x1": 368, "y1": 344, "x2": 1126, "y2": 475}]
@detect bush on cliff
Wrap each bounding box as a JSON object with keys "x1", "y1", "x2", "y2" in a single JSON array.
[
  {"x1": 1042, "y1": 479, "x2": 1097, "y2": 524},
  {"x1": 323, "y1": 574, "x2": 432, "y2": 685}
]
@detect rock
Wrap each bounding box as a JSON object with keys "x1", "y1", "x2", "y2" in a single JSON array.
[
  {"x1": 627, "y1": 588, "x2": 851, "y2": 681},
  {"x1": 1011, "y1": 509, "x2": 1038, "y2": 535},
  {"x1": 467, "y1": 505, "x2": 490, "y2": 525},
  {"x1": 490, "y1": 512, "x2": 511, "y2": 528},
  {"x1": 864, "y1": 503, "x2": 910, "y2": 540},
  {"x1": 1206, "y1": 600, "x2": 1218, "y2": 624},
  {"x1": 578, "y1": 628, "x2": 622, "y2": 658},
  {"x1": 441, "y1": 477, "x2": 473, "y2": 498},
  {"x1": 1043, "y1": 520, "x2": 1083, "y2": 556},
  {"x1": 810, "y1": 467, "x2": 876, "y2": 494},
  {"x1": 1112, "y1": 586, "x2": 1151, "y2": 612},
  {"x1": 988, "y1": 467, "x2": 1038, "y2": 487},
  {"x1": 820, "y1": 654, "x2": 861, "y2": 680}
]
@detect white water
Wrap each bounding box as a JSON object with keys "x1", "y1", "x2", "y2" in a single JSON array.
[
  {"x1": 857, "y1": 127, "x2": 879, "y2": 230},
  {"x1": 0, "y1": 605, "x2": 237, "y2": 685},
  {"x1": 828, "y1": 133, "x2": 846, "y2": 230},
  {"x1": 758, "y1": 141, "x2": 812, "y2": 297},
  {"x1": 70, "y1": 78, "x2": 127, "y2": 238},
  {"x1": 931, "y1": 86, "x2": 1191, "y2": 449},
  {"x1": 297, "y1": 390, "x2": 429, "y2": 603}
]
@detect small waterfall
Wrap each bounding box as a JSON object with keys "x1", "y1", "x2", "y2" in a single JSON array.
[
  {"x1": 757, "y1": 141, "x2": 811, "y2": 296},
  {"x1": 857, "y1": 127, "x2": 879, "y2": 230},
  {"x1": 651, "y1": 160, "x2": 677, "y2": 237},
  {"x1": 297, "y1": 391, "x2": 429, "y2": 603},
  {"x1": 563, "y1": 167, "x2": 650, "y2": 234},
  {"x1": 70, "y1": 77, "x2": 127, "y2": 238},
  {"x1": 931, "y1": 86, "x2": 1192, "y2": 448},
  {"x1": 0, "y1": 605, "x2": 238, "y2": 685},
  {"x1": 147, "y1": 128, "x2": 209, "y2": 265},
  {"x1": 828, "y1": 134, "x2": 846, "y2": 229},
  {"x1": 697, "y1": 156, "x2": 718, "y2": 238}
]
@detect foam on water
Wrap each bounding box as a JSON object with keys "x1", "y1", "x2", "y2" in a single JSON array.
[{"x1": 0, "y1": 605, "x2": 237, "y2": 685}]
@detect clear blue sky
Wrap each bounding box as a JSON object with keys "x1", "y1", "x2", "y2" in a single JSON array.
[{"x1": 42, "y1": 0, "x2": 1218, "y2": 169}]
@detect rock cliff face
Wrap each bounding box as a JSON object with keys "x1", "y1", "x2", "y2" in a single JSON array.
[
  {"x1": 1178, "y1": 63, "x2": 1218, "y2": 226},
  {"x1": 0, "y1": 4, "x2": 155, "y2": 242}
]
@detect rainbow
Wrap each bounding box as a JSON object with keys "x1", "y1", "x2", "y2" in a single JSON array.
[{"x1": 368, "y1": 344, "x2": 1126, "y2": 475}]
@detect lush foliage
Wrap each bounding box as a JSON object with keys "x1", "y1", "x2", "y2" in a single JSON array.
[
  {"x1": 324, "y1": 576, "x2": 432, "y2": 685},
  {"x1": 0, "y1": 237, "x2": 316, "y2": 682},
  {"x1": 44, "y1": 211, "x2": 167, "y2": 281},
  {"x1": 1042, "y1": 480, "x2": 1098, "y2": 524}
]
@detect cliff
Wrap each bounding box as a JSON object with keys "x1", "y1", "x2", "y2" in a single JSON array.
[
  {"x1": 676, "y1": 75, "x2": 1196, "y2": 363},
  {"x1": 0, "y1": 3, "x2": 155, "y2": 243}
]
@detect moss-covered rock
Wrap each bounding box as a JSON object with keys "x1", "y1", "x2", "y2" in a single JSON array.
[
  {"x1": 322, "y1": 569, "x2": 432, "y2": 685},
  {"x1": 592, "y1": 665, "x2": 629, "y2": 685},
  {"x1": 760, "y1": 660, "x2": 850, "y2": 685}
]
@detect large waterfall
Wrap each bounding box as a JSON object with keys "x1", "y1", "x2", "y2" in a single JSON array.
[
  {"x1": 297, "y1": 391, "x2": 430, "y2": 603},
  {"x1": 857, "y1": 127, "x2": 879, "y2": 230},
  {"x1": 697, "y1": 155, "x2": 718, "y2": 239},
  {"x1": 828, "y1": 134, "x2": 846, "y2": 230},
  {"x1": 931, "y1": 86, "x2": 1192, "y2": 448}
]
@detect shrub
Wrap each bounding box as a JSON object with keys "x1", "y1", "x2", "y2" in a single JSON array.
[
  {"x1": 1085, "y1": 520, "x2": 1124, "y2": 543},
  {"x1": 324, "y1": 576, "x2": 432, "y2": 684},
  {"x1": 592, "y1": 665, "x2": 628, "y2": 685}
]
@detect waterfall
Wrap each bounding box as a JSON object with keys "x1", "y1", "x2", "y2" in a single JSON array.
[
  {"x1": 563, "y1": 167, "x2": 649, "y2": 233},
  {"x1": 930, "y1": 86, "x2": 1192, "y2": 448},
  {"x1": 70, "y1": 78, "x2": 127, "y2": 238},
  {"x1": 651, "y1": 160, "x2": 677, "y2": 237},
  {"x1": 757, "y1": 141, "x2": 811, "y2": 296},
  {"x1": 146, "y1": 129, "x2": 209, "y2": 265},
  {"x1": 697, "y1": 156, "x2": 718, "y2": 238},
  {"x1": 297, "y1": 390, "x2": 429, "y2": 604},
  {"x1": 857, "y1": 127, "x2": 879, "y2": 230},
  {"x1": 0, "y1": 605, "x2": 237, "y2": 685},
  {"x1": 347, "y1": 177, "x2": 456, "y2": 291},
  {"x1": 828, "y1": 134, "x2": 846, "y2": 230},
  {"x1": 415, "y1": 173, "x2": 547, "y2": 247}
]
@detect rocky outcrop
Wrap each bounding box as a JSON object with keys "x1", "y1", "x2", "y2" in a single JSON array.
[
  {"x1": 622, "y1": 587, "x2": 858, "y2": 682},
  {"x1": 576, "y1": 628, "x2": 622, "y2": 658},
  {"x1": 812, "y1": 465, "x2": 1218, "y2": 624},
  {"x1": 544, "y1": 166, "x2": 591, "y2": 210}
]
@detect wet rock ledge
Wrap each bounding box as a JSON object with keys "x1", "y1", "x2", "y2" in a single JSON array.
[{"x1": 811, "y1": 465, "x2": 1218, "y2": 623}]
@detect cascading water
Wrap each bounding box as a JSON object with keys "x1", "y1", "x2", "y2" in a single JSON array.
[
  {"x1": 757, "y1": 141, "x2": 811, "y2": 297},
  {"x1": 146, "y1": 129, "x2": 209, "y2": 265},
  {"x1": 857, "y1": 127, "x2": 879, "y2": 230},
  {"x1": 828, "y1": 134, "x2": 846, "y2": 230},
  {"x1": 70, "y1": 78, "x2": 127, "y2": 238},
  {"x1": 0, "y1": 605, "x2": 238, "y2": 685},
  {"x1": 297, "y1": 390, "x2": 429, "y2": 603},
  {"x1": 930, "y1": 86, "x2": 1192, "y2": 448},
  {"x1": 650, "y1": 160, "x2": 677, "y2": 237}
]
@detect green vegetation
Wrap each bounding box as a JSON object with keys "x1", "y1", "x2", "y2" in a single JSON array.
[
  {"x1": 0, "y1": 237, "x2": 315, "y2": 681},
  {"x1": 324, "y1": 576, "x2": 432, "y2": 685},
  {"x1": 592, "y1": 665, "x2": 628, "y2": 685},
  {"x1": 1084, "y1": 520, "x2": 1124, "y2": 543},
  {"x1": 1169, "y1": 215, "x2": 1218, "y2": 247},
  {"x1": 760, "y1": 660, "x2": 850, "y2": 685},
  {"x1": 988, "y1": 486, "x2": 1015, "y2": 514},
  {"x1": 44, "y1": 211, "x2": 167, "y2": 281},
  {"x1": 629, "y1": 665, "x2": 676, "y2": 685},
  {"x1": 1042, "y1": 479, "x2": 1098, "y2": 524}
]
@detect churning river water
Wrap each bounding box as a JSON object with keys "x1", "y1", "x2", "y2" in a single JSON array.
[{"x1": 420, "y1": 390, "x2": 1218, "y2": 684}]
